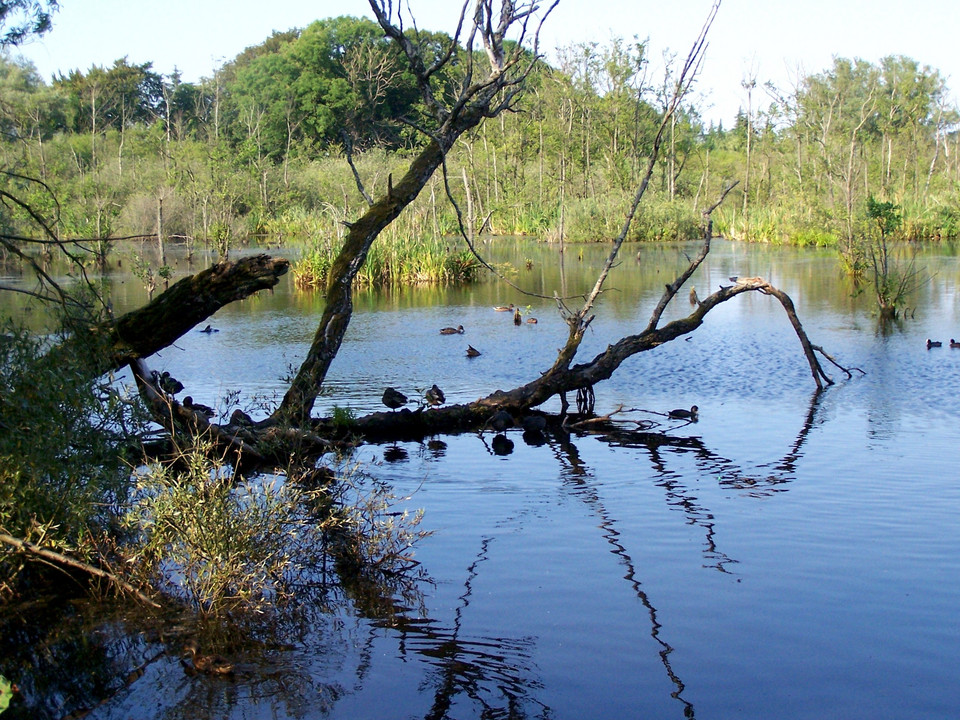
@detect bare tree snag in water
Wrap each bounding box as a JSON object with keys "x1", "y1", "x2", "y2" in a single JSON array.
[{"x1": 272, "y1": 0, "x2": 559, "y2": 425}]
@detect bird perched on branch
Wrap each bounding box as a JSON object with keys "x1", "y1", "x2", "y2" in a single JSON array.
[
  {"x1": 485, "y1": 409, "x2": 514, "y2": 433},
  {"x1": 382, "y1": 387, "x2": 408, "y2": 410},
  {"x1": 440, "y1": 325, "x2": 465, "y2": 335},
  {"x1": 151, "y1": 370, "x2": 184, "y2": 395},
  {"x1": 668, "y1": 405, "x2": 699, "y2": 420},
  {"x1": 689, "y1": 287, "x2": 700, "y2": 306},
  {"x1": 183, "y1": 396, "x2": 215, "y2": 419},
  {"x1": 424, "y1": 384, "x2": 445, "y2": 406}
]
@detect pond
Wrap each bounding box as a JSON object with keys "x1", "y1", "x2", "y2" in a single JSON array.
[{"x1": 4, "y1": 237, "x2": 960, "y2": 719}]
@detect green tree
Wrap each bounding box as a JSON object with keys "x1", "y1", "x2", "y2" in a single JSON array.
[{"x1": 0, "y1": 0, "x2": 57, "y2": 46}]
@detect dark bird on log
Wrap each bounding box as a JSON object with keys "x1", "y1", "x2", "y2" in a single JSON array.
[
  {"x1": 951, "y1": 339, "x2": 960, "y2": 348},
  {"x1": 181, "y1": 639, "x2": 234, "y2": 677},
  {"x1": 689, "y1": 287, "x2": 700, "y2": 305},
  {"x1": 513, "y1": 308, "x2": 522, "y2": 326},
  {"x1": 486, "y1": 409, "x2": 514, "y2": 433},
  {"x1": 493, "y1": 304, "x2": 514, "y2": 312},
  {"x1": 466, "y1": 345, "x2": 481, "y2": 358},
  {"x1": 927, "y1": 338, "x2": 942, "y2": 348},
  {"x1": 230, "y1": 408, "x2": 254, "y2": 426},
  {"x1": 424, "y1": 384, "x2": 445, "y2": 406},
  {"x1": 183, "y1": 396, "x2": 215, "y2": 419},
  {"x1": 151, "y1": 370, "x2": 184, "y2": 395},
  {"x1": 199, "y1": 324, "x2": 219, "y2": 333},
  {"x1": 382, "y1": 387, "x2": 408, "y2": 410},
  {"x1": 440, "y1": 325, "x2": 465, "y2": 335},
  {"x1": 520, "y1": 414, "x2": 547, "y2": 433},
  {"x1": 668, "y1": 405, "x2": 699, "y2": 421}
]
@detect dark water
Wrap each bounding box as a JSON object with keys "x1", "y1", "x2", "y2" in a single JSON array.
[{"x1": 5, "y1": 238, "x2": 960, "y2": 718}]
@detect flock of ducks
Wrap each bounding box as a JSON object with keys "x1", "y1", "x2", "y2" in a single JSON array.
[
  {"x1": 926, "y1": 338, "x2": 960, "y2": 349},
  {"x1": 382, "y1": 303, "x2": 699, "y2": 426}
]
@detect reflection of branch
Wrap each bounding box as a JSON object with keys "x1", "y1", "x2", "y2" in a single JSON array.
[
  {"x1": 372, "y1": 537, "x2": 548, "y2": 719},
  {"x1": 552, "y1": 429, "x2": 697, "y2": 716}
]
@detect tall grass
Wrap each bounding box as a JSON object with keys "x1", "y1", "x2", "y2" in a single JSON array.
[{"x1": 293, "y1": 232, "x2": 482, "y2": 289}]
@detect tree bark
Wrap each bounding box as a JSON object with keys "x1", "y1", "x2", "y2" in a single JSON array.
[{"x1": 51, "y1": 254, "x2": 289, "y2": 376}]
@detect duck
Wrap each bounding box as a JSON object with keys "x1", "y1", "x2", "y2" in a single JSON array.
[
  {"x1": 486, "y1": 409, "x2": 514, "y2": 433},
  {"x1": 199, "y1": 324, "x2": 219, "y2": 333},
  {"x1": 668, "y1": 405, "x2": 699, "y2": 420},
  {"x1": 440, "y1": 325, "x2": 465, "y2": 335},
  {"x1": 382, "y1": 387, "x2": 408, "y2": 410},
  {"x1": 689, "y1": 287, "x2": 700, "y2": 305},
  {"x1": 927, "y1": 338, "x2": 942, "y2": 348},
  {"x1": 520, "y1": 414, "x2": 547, "y2": 432},
  {"x1": 526, "y1": 317, "x2": 538, "y2": 324},
  {"x1": 182, "y1": 396, "x2": 215, "y2": 419},
  {"x1": 513, "y1": 308, "x2": 522, "y2": 326},
  {"x1": 424, "y1": 384, "x2": 445, "y2": 406},
  {"x1": 466, "y1": 345, "x2": 481, "y2": 358},
  {"x1": 151, "y1": 370, "x2": 184, "y2": 395},
  {"x1": 181, "y1": 639, "x2": 234, "y2": 677},
  {"x1": 951, "y1": 339, "x2": 960, "y2": 348},
  {"x1": 493, "y1": 304, "x2": 514, "y2": 312}
]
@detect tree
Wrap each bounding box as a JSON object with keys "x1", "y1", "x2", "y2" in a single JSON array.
[{"x1": 0, "y1": 0, "x2": 57, "y2": 46}]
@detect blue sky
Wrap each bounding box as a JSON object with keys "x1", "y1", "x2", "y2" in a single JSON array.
[{"x1": 12, "y1": 0, "x2": 960, "y2": 126}]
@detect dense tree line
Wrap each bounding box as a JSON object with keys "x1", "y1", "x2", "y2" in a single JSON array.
[{"x1": 2, "y1": 15, "x2": 958, "y2": 259}]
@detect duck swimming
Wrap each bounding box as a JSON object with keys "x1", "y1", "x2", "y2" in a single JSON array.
[
  {"x1": 466, "y1": 345, "x2": 481, "y2": 357},
  {"x1": 668, "y1": 405, "x2": 699, "y2": 420},
  {"x1": 927, "y1": 338, "x2": 942, "y2": 348},
  {"x1": 440, "y1": 325, "x2": 465, "y2": 335},
  {"x1": 493, "y1": 304, "x2": 514, "y2": 312},
  {"x1": 181, "y1": 639, "x2": 234, "y2": 677}
]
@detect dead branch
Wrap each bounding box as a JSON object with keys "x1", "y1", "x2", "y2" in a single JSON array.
[{"x1": 0, "y1": 532, "x2": 161, "y2": 608}]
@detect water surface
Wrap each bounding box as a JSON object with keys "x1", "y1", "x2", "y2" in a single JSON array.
[{"x1": 4, "y1": 238, "x2": 960, "y2": 719}]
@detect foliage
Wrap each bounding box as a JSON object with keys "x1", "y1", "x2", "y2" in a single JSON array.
[
  {"x1": 120, "y1": 444, "x2": 429, "y2": 616},
  {"x1": 0, "y1": 0, "x2": 57, "y2": 46},
  {"x1": 863, "y1": 195, "x2": 921, "y2": 319},
  {"x1": 3, "y1": 35, "x2": 959, "y2": 260},
  {"x1": 0, "y1": 319, "x2": 144, "y2": 593},
  {"x1": 121, "y1": 442, "x2": 328, "y2": 614}
]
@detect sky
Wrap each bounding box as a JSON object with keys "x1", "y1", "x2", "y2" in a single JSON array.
[{"x1": 11, "y1": 0, "x2": 960, "y2": 127}]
